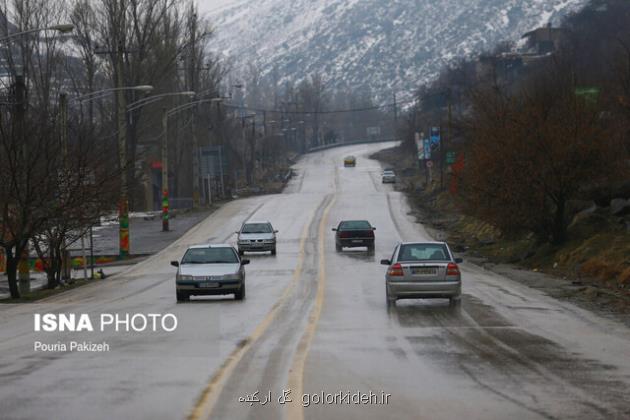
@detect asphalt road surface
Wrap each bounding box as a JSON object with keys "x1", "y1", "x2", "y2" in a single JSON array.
[{"x1": 1, "y1": 142, "x2": 629, "y2": 420}]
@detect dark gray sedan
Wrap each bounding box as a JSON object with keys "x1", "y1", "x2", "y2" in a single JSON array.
[
  {"x1": 381, "y1": 241, "x2": 462, "y2": 306},
  {"x1": 171, "y1": 244, "x2": 249, "y2": 302}
]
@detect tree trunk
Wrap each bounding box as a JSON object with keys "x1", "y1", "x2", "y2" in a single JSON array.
[
  {"x1": 551, "y1": 197, "x2": 567, "y2": 245},
  {"x1": 4, "y1": 247, "x2": 20, "y2": 299}
]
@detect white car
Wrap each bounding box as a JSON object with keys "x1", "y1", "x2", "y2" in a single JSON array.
[
  {"x1": 382, "y1": 170, "x2": 397, "y2": 183},
  {"x1": 171, "y1": 244, "x2": 249, "y2": 302}
]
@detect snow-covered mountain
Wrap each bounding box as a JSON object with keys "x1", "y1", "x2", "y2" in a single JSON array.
[{"x1": 205, "y1": 0, "x2": 589, "y2": 99}]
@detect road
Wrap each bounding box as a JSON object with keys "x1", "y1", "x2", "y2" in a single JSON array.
[{"x1": 1, "y1": 142, "x2": 629, "y2": 420}]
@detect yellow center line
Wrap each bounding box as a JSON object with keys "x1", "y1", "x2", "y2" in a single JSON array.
[
  {"x1": 286, "y1": 196, "x2": 336, "y2": 420},
  {"x1": 188, "y1": 207, "x2": 316, "y2": 420}
]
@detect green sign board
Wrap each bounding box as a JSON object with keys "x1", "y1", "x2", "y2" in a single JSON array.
[{"x1": 446, "y1": 151, "x2": 456, "y2": 165}]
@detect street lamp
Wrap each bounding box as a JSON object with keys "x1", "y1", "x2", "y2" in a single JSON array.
[
  {"x1": 161, "y1": 97, "x2": 224, "y2": 231},
  {"x1": 126, "y1": 91, "x2": 195, "y2": 112},
  {"x1": 0, "y1": 23, "x2": 74, "y2": 43}
]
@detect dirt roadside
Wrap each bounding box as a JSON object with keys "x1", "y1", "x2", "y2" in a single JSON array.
[{"x1": 372, "y1": 145, "x2": 630, "y2": 327}]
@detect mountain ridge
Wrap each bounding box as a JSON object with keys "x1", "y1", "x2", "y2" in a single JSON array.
[{"x1": 206, "y1": 0, "x2": 589, "y2": 99}]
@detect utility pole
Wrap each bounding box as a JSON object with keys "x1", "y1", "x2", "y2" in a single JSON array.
[
  {"x1": 190, "y1": 11, "x2": 201, "y2": 209},
  {"x1": 60, "y1": 93, "x2": 68, "y2": 158},
  {"x1": 440, "y1": 93, "x2": 452, "y2": 190},
  {"x1": 161, "y1": 107, "x2": 170, "y2": 231},
  {"x1": 116, "y1": 40, "x2": 130, "y2": 258}
]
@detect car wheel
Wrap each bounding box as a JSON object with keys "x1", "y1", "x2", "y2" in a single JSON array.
[
  {"x1": 235, "y1": 283, "x2": 246, "y2": 300},
  {"x1": 238, "y1": 249, "x2": 244, "y2": 256},
  {"x1": 335, "y1": 243, "x2": 342, "y2": 252},
  {"x1": 367, "y1": 244, "x2": 375, "y2": 253},
  {"x1": 386, "y1": 286, "x2": 395, "y2": 307},
  {"x1": 449, "y1": 296, "x2": 461, "y2": 306},
  {"x1": 271, "y1": 247, "x2": 277, "y2": 256},
  {"x1": 176, "y1": 291, "x2": 189, "y2": 302}
]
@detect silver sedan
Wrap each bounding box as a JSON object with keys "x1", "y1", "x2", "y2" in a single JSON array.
[
  {"x1": 381, "y1": 241, "x2": 462, "y2": 306},
  {"x1": 171, "y1": 244, "x2": 249, "y2": 302}
]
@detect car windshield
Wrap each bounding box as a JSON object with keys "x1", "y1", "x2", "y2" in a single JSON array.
[
  {"x1": 339, "y1": 220, "x2": 372, "y2": 230},
  {"x1": 181, "y1": 247, "x2": 239, "y2": 264},
  {"x1": 241, "y1": 223, "x2": 272, "y2": 233},
  {"x1": 383, "y1": 171, "x2": 395, "y2": 175},
  {"x1": 397, "y1": 244, "x2": 451, "y2": 262}
]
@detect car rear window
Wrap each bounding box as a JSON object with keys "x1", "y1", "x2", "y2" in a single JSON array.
[
  {"x1": 241, "y1": 223, "x2": 272, "y2": 233},
  {"x1": 182, "y1": 247, "x2": 239, "y2": 264},
  {"x1": 397, "y1": 244, "x2": 450, "y2": 262},
  {"x1": 339, "y1": 220, "x2": 372, "y2": 230}
]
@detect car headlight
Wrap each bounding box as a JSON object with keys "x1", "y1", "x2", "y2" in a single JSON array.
[
  {"x1": 238, "y1": 240, "x2": 249, "y2": 244},
  {"x1": 264, "y1": 239, "x2": 275, "y2": 243},
  {"x1": 177, "y1": 274, "x2": 194, "y2": 281}
]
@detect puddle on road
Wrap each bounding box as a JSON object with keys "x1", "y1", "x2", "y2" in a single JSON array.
[{"x1": 386, "y1": 294, "x2": 629, "y2": 418}]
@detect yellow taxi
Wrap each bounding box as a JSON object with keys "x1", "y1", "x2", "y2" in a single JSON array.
[{"x1": 343, "y1": 155, "x2": 356, "y2": 167}]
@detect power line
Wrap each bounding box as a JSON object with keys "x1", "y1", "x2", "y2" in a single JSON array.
[{"x1": 220, "y1": 99, "x2": 417, "y2": 115}]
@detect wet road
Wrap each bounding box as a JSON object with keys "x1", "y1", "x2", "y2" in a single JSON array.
[{"x1": 1, "y1": 142, "x2": 629, "y2": 420}]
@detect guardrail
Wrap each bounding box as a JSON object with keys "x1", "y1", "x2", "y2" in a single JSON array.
[{"x1": 306, "y1": 138, "x2": 399, "y2": 154}]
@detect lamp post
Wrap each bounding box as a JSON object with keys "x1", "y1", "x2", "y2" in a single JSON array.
[
  {"x1": 0, "y1": 23, "x2": 74, "y2": 43},
  {"x1": 161, "y1": 97, "x2": 223, "y2": 231}
]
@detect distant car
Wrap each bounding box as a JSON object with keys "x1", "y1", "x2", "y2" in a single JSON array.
[
  {"x1": 344, "y1": 155, "x2": 356, "y2": 167},
  {"x1": 333, "y1": 220, "x2": 375, "y2": 252},
  {"x1": 237, "y1": 221, "x2": 278, "y2": 255},
  {"x1": 172, "y1": 244, "x2": 249, "y2": 302},
  {"x1": 382, "y1": 170, "x2": 397, "y2": 183},
  {"x1": 381, "y1": 241, "x2": 462, "y2": 306}
]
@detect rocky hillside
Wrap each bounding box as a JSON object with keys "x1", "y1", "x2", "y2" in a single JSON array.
[{"x1": 206, "y1": 0, "x2": 589, "y2": 99}]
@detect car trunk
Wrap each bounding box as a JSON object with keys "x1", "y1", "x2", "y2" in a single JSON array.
[{"x1": 401, "y1": 262, "x2": 449, "y2": 281}]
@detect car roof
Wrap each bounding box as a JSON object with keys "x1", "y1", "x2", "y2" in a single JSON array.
[
  {"x1": 187, "y1": 243, "x2": 234, "y2": 249},
  {"x1": 242, "y1": 220, "x2": 271, "y2": 225},
  {"x1": 339, "y1": 219, "x2": 371, "y2": 224},
  {"x1": 399, "y1": 241, "x2": 448, "y2": 246}
]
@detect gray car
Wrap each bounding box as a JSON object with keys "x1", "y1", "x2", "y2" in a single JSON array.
[
  {"x1": 381, "y1": 170, "x2": 396, "y2": 183},
  {"x1": 171, "y1": 244, "x2": 249, "y2": 302},
  {"x1": 381, "y1": 241, "x2": 462, "y2": 306},
  {"x1": 237, "y1": 221, "x2": 278, "y2": 255}
]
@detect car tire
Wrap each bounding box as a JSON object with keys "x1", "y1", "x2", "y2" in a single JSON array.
[
  {"x1": 449, "y1": 296, "x2": 461, "y2": 306},
  {"x1": 176, "y1": 291, "x2": 189, "y2": 302},
  {"x1": 238, "y1": 249, "x2": 244, "y2": 256},
  {"x1": 367, "y1": 243, "x2": 375, "y2": 253},
  {"x1": 235, "y1": 283, "x2": 246, "y2": 300},
  {"x1": 335, "y1": 243, "x2": 342, "y2": 252},
  {"x1": 271, "y1": 247, "x2": 277, "y2": 256}
]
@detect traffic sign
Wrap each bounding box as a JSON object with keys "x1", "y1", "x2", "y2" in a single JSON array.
[
  {"x1": 426, "y1": 161, "x2": 433, "y2": 168},
  {"x1": 446, "y1": 151, "x2": 456, "y2": 164}
]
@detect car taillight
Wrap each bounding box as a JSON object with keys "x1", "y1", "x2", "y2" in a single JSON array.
[
  {"x1": 388, "y1": 263, "x2": 404, "y2": 276},
  {"x1": 446, "y1": 263, "x2": 460, "y2": 276},
  {"x1": 340, "y1": 231, "x2": 351, "y2": 238},
  {"x1": 367, "y1": 230, "x2": 374, "y2": 238}
]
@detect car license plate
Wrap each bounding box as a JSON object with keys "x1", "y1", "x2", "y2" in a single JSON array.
[
  {"x1": 412, "y1": 267, "x2": 437, "y2": 275},
  {"x1": 352, "y1": 239, "x2": 363, "y2": 243},
  {"x1": 199, "y1": 282, "x2": 219, "y2": 288}
]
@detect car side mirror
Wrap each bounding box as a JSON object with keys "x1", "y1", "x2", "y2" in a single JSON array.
[
  {"x1": 455, "y1": 258, "x2": 463, "y2": 263},
  {"x1": 235, "y1": 231, "x2": 240, "y2": 234},
  {"x1": 332, "y1": 228, "x2": 337, "y2": 231},
  {"x1": 274, "y1": 230, "x2": 279, "y2": 233},
  {"x1": 372, "y1": 227, "x2": 376, "y2": 230},
  {"x1": 170, "y1": 261, "x2": 179, "y2": 267},
  {"x1": 380, "y1": 259, "x2": 391, "y2": 265},
  {"x1": 241, "y1": 259, "x2": 250, "y2": 265}
]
